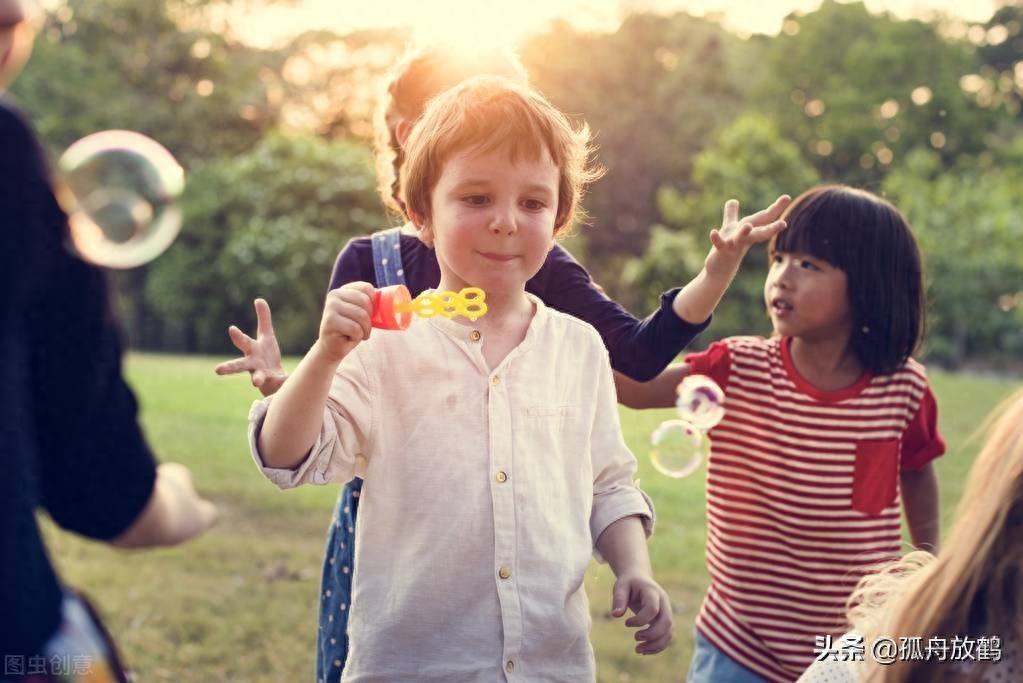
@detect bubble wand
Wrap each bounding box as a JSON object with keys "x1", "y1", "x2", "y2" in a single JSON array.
[{"x1": 371, "y1": 284, "x2": 488, "y2": 330}]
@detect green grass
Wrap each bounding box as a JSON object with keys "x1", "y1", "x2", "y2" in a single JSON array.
[{"x1": 40, "y1": 354, "x2": 1020, "y2": 682}]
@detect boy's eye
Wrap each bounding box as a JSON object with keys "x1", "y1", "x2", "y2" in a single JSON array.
[
  {"x1": 463, "y1": 195, "x2": 489, "y2": 206},
  {"x1": 521, "y1": 198, "x2": 547, "y2": 211}
]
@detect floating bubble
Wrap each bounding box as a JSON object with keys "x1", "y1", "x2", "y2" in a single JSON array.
[
  {"x1": 58, "y1": 130, "x2": 185, "y2": 268},
  {"x1": 676, "y1": 375, "x2": 725, "y2": 432},
  {"x1": 649, "y1": 419, "x2": 710, "y2": 479}
]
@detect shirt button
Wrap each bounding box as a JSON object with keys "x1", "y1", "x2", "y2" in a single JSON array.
[
  {"x1": 495, "y1": 470, "x2": 508, "y2": 483},
  {"x1": 469, "y1": 330, "x2": 482, "y2": 342},
  {"x1": 491, "y1": 375, "x2": 500, "y2": 386},
  {"x1": 505, "y1": 660, "x2": 514, "y2": 673},
  {"x1": 498, "y1": 566, "x2": 511, "y2": 580}
]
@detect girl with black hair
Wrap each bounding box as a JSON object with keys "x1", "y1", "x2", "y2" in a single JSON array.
[{"x1": 658, "y1": 185, "x2": 946, "y2": 683}]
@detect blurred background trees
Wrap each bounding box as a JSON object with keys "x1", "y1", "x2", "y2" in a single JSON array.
[{"x1": 9, "y1": 0, "x2": 1022, "y2": 366}]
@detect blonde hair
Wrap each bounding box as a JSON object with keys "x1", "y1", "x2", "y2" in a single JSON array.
[
  {"x1": 846, "y1": 388, "x2": 1023, "y2": 682},
  {"x1": 373, "y1": 46, "x2": 528, "y2": 216},
  {"x1": 399, "y1": 75, "x2": 601, "y2": 238}
]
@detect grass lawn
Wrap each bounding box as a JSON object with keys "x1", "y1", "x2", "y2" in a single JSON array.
[{"x1": 40, "y1": 353, "x2": 1020, "y2": 682}]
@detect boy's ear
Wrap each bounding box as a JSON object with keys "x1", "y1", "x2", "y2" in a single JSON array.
[
  {"x1": 409, "y1": 211, "x2": 433, "y2": 245},
  {"x1": 395, "y1": 119, "x2": 413, "y2": 148}
]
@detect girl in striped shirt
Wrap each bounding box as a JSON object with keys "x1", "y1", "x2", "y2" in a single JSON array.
[{"x1": 625, "y1": 185, "x2": 946, "y2": 682}]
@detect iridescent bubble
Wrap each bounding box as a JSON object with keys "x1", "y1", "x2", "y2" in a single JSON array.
[
  {"x1": 58, "y1": 130, "x2": 184, "y2": 268},
  {"x1": 676, "y1": 374, "x2": 726, "y2": 432},
  {"x1": 650, "y1": 419, "x2": 710, "y2": 479}
]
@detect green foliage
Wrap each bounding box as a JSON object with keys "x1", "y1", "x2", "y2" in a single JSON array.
[
  {"x1": 10, "y1": 0, "x2": 278, "y2": 161},
  {"x1": 882, "y1": 148, "x2": 1023, "y2": 367},
  {"x1": 9, "y1": 0, "x2": 1023, "y2": 367},
  {"x1": 522, "y1": 13, "x2": 746, "y2": 284},
  {"x1": 145, "y1": 133, "x2": 387, "y2": 353},
  {"x1": 751, "y1": 0, "x2": 1000, "y2": 185},
  {"x1": 624, "y1": 114, "x2": 819, "y2": 341}
]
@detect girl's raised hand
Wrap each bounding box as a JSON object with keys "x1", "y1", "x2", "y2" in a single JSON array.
[
  {"x1": 704, "y1": 195, "x2": 790, "y2": 278},
  {"x1": 316, "y1": 282, "x2": 376, "y2": 363},
  {"x1": 214, "y1": 298, "x2": 287, "y2": 397}
]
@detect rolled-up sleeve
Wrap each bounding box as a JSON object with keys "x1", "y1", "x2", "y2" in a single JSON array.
[
  {"x1": 248, "y1": 350, "x2": 376, "y2": 489},
  {"x1": 588, "y1": 346, "x2": 655, "y2": 551}
]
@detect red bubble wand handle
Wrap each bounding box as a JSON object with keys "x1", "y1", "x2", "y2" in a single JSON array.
[{"x1": 371, "y1": 285, "x2": 488, "y2": 330}]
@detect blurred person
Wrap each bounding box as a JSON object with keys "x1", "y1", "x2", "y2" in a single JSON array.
[
  {"x1": 215, "y1": 44, "x2": 789, "y2": 681},
  {"x1": 799, "y1": 387, "x2": 1023, "y2": 682},
  {"x1": 1, "y1": 1, "x2": 216, "y2": 680}
]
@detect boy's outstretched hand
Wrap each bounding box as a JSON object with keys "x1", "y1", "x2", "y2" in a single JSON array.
[
  {"x1": 704, "y1": 195, "x2": 791, "y2": 278},
  {"x1": 611, "y1": 571, "x2": 674, "y2": 655},
  {"x1": 214, "y1": 298, "x2": 287, "y2": 396}
]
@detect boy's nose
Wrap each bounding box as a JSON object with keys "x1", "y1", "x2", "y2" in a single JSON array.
[{"x1": 488, "y1": 206, "x2": 516, "y2": 235}]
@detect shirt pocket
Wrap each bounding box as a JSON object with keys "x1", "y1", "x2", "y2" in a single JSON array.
[
  {"x1": 851, "y1": 439, "x2": 900, "y2": 516},
  {"x1": 527, "y1": 402, "x2": 576, "y2": 419},
  {"x1": 525, "y1": 405, "x2": 578, "y2": 424}
]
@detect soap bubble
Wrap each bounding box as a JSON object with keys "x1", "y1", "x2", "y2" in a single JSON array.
[
  {"x1": 676, "y1": 375, "x2": 725, "y2": 432},
  {"x1": 650, "y1": 419, "x2": 710, "y2": 479},
  {"x1": 58, "y1": 130, "x2": 185, "y2": 268}
]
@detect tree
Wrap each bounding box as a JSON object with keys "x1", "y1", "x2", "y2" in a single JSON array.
[
  {"x1": 623, "y1": 114, "x2": 819, "y2": 341},
  {"x1": 145, "y1": 133, "x2": 387, "y2": 353},
  {"x1": 10, "y1": 0, "x2": 279, "y2": 161},
  {"x1": 751, "y1": 0, "x2": 1004, "y2": 186},
  {"x1": 882, "y1": 148, "x2": 1023, "y2": 367},
  {"x1": 521, "y1": 12, "x2": 747, "y2": 290}
]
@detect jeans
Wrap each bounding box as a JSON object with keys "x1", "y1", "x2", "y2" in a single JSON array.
[{"x1": 687, "y1": 630, "x2": 769, "y2": 683}]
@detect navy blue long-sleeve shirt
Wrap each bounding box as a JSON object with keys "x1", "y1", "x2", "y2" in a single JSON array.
[
  {"x1": 329, "y1": 231, "x2": 708, "y2": 382},
  {"x1": 0, "y1": 101, "x2": 157, "y2": 655}
]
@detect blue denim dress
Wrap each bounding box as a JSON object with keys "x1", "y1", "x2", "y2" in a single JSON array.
[{"x1": 316, "y1": 228, "x2": 404, "y2": 683}]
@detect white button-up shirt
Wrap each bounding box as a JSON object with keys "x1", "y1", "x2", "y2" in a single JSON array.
[{"x1": 250, "y1": 295, "x2": 654, "y2": 682}]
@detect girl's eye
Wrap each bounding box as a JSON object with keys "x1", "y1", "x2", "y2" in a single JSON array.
[
  {"x1": 799, "y1": 259, "x2": 819, "y2": 271},
  {"x1": 771, "y1": 253, "x2": 783, "y2": 264}
]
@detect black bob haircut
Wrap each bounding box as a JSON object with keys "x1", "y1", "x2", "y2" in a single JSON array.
[{"x1": 769, "y1": 185, "x2": 925, "y2": 375}]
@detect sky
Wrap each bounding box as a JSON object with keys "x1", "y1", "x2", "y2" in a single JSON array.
[{"x1": 229, "y1": 0, "x2": 999, "y2": 49}]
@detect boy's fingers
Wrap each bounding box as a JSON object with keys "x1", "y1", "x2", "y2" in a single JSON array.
[
  {"x1": 635, "y1": 599, "x2": 672, "y2": 640},
  {"x1": 636, "y1": 631, "x2": 673, "y2": 654},
  {"x1": 252, "y1": 369, "x2": 266, "y2": 387},
  {"x1": 611, "y1": 583, "x2": 630, "y2": 618},
  {"x1": 254, "y1": 298, "x2": 275, "y2": 338},
  {"x1": 624, "y1": 592, "x2": 659, "y2": 627}
]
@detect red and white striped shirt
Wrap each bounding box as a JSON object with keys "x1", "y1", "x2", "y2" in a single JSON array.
[{"x1": 686, "y1": 336, "x2": 945, "y2": 682}]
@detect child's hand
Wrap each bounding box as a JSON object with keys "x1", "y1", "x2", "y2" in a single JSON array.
[
  {"x1": 214, "y1": 298, "x2": 287, "y2": 396},
  {"x1": 704, "y1": 195, "x2": 791, "y2": 279},
  {"x1": 316, "y1": 282, "x2": 376, "y2": 363},
  {"x1": 611, "y1": 571, "x2": 674, "y2": 655}
]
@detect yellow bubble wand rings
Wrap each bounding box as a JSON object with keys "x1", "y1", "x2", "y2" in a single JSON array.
[{"x1": 370, "y1": 284, "x2": 487, "y2": 330}]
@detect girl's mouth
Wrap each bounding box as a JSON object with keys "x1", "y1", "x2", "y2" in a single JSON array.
[{"x1": 770, "y1": 298, "x2": 793, "y2": 316}]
